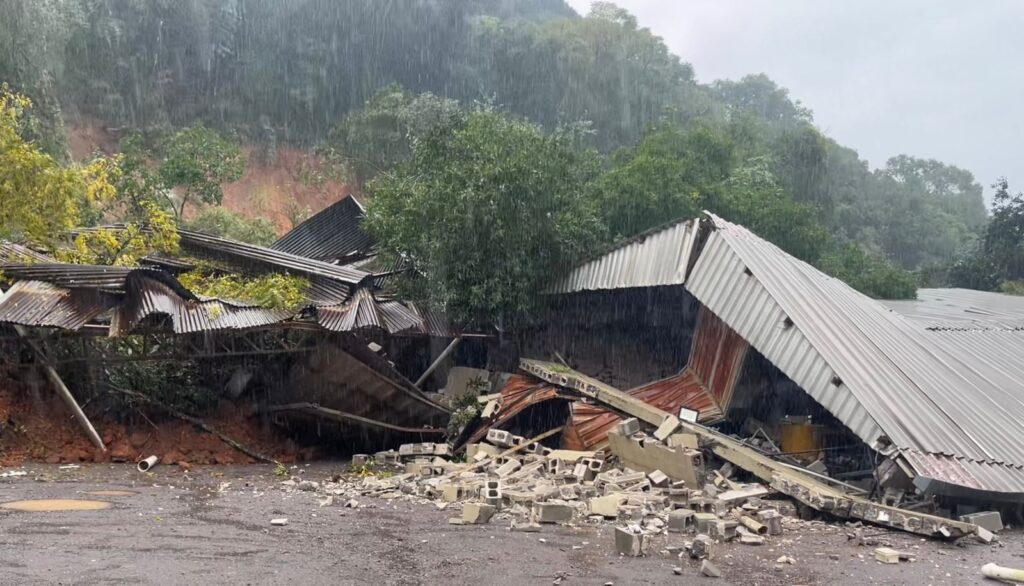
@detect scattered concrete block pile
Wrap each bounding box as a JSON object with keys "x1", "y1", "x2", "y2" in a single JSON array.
[{"x1": 289, "y1": 417, "x2": 808, "y2": 569}]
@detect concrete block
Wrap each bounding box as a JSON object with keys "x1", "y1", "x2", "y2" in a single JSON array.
[
  {"x1": 739, "y1": 533, "x2": 764, "y2": 545},
  {"x1": 558, "y1": 484, "x2": 579, "y2": 500},
  {"x1": 441, "y1": 484, "x2": 463, "y2": 502},
  {"x1": 486, "y1": 429, "x2": 513, "y2": 448},
  {"x1": 533, "y1": 501, "x2": 575, "y2": 524},
  {"x1": 668, "y1": 508, "x2": 695, "y2": 533},
  {"x1": 616, "y1": 417, "x2": 641, "y2": 436},
  {"x1": 873, "y1": 547, "x2": 901, "y2": 564},
  {"x1": 614, "y1": 527, "x2": 644, "y2": 556},
  {"x1": 462, "y1": 502, "x2": 496, "y2": 524},
  {"x1": 689, "y1": 534, "x2": 712, "y2": 559},
  {"x1": 647, "y1": 469, "x2": 669, "y2": 487},
  {"x1": 653, "y1": 415, "x2": 681, "y2": 442},
  {"x1": 502, "y1": 489, "x2": 536, "y2": 504},
  {"x1": 607, "y1": 430, "x2": 704, "y2": 488},
  {"x1": 757, "y1": 510, "x2": 782, "y2": 535},
  {"x1": 511, "y1": 435, "x2": 527, "y2": 446},
  {"x1": 709, "y1": 520, "x2": 738, "y2": 541},
  {"x1": 546, "y1": 459, "x2": 562, "y2": 475},
  {"x1": 959, "y1": 511, "x2": 1002, "y2": 532},
  {"x1": 590, "y1": 493, "x2": 625, "y2": 518},
  {"x1": 496, "y1": 459, "x2": 522, "y2": 477},
  {"x1": 572, "y1": 462, "x2": 588, "y2": 479},
  {"x1": 373, "y1": 450, "x2": 400, "y2": 464},
  {"x1": 976, "y1": 526, "x2": 996, "y2": 544},
  {"x1": 480, "y1": 399, "x2": 501, "y2": 419},
  {"x1": 667, "y1": 432, "x2": 699, "y2": 449},
  {"x1": 700, "y1": 559, "x2": 722, "y2": 577},
  {"x1": 351, "y1": 454, "x2": 370, "y2": 467},
  {"x1": 466, "y1": 443, "x2": 500, "y2": 461},
  {"x1": 694, "y1": 512, "x2": 718, "y2": 533},
  {"x1": 433, "y1": 443, "x2": 453, "y2": 457}
]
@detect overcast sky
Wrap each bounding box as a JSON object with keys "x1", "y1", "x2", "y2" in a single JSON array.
[{"x1": 565, "y1": 0, "x2": 1024, "y2": 202}]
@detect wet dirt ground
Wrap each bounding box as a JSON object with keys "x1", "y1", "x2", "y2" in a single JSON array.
[{"x1": 0, "y1": 463, "x2": 1018, "y2": 585}]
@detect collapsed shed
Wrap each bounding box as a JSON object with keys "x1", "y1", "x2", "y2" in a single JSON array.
[
  {"x1": 0, "y1": 200, "x2": 470, "y2": 446},
  {"x1": 527, "y1": 212, "x2": 1024, "y2": 506}
]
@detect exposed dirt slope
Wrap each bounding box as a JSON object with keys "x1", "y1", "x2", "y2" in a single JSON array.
[
  {"x1": 66, "y1": 124, "x2": 350, "y2": 235},
  {"x1": 0, "y1": 381, "x2": 309, "y2": 467}
]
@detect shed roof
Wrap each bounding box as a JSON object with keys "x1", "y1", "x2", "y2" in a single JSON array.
[{"x1": 551, "y1": 211, "x2": 1024, "y2": 498}]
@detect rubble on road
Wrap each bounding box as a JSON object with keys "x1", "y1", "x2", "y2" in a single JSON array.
[{"x1": 275, "y1": 426, "x2": 812, "y2": 581}]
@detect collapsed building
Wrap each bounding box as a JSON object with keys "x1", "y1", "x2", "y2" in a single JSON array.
[
  {"x1": 2, "y1": 200, "x2": 1022, "y2": 539},
  {"x1": 494, "y1": 212, "x2": 1024, "y2": 514},
  {"x1": 0, "y1": 196, "x2": 474, "y2": 450}
]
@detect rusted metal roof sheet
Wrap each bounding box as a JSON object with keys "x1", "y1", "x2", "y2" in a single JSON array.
[
  {"x1": 271, "y1": 195, "x2": 374, "y2": 262},
  {"x1": 112, "y1": 273, "x2": 293, "y2": 335},
  {"x1": 465, "y1": 375, "x2": 564, "y2": 445},
  {"x1": 317, "y1": 289, "x2": 452, "y2": 337},
  {"x1": 177, "y1": 229, "x2": 369, "y2": 286},
  {"x1": 0, "y1": 280, "x2": 111, "y2": 330},
  {"x1": 546, "y1": 218, "x2": 698, "y2": 294},
  {"x1": 0, "y1": 242, "x2": 52, "y2": 263},
  {"x1": 0, "y1": 264, "x2": 135, "y2": 289}
]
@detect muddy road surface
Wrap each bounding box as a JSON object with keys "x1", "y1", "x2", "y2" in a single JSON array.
[{"x1": 0, "y1": 463, "x2": 1017, "y2": 585}]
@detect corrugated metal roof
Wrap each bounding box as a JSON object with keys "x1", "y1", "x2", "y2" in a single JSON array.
[
  {"x1": 317, "y1": 289, "x2": 453, "y2": 337},
  {"x1": 550, "y1": 212, "x2": 1024, "y2": 496},
  {"x1": 0, "y1": 263, "x2": 136, "y2": 289},
  {"x1": 884, "y1": 288, "x2": 1024, "y2": 330},
  {"x1": 178, "y1": 229, "x2": 369, "y2": 287},
  {"x1": 692, "y1": 212, "x2": 1024, "y2": 494},
  {"x1": 546, "y1": 218, "x2": 698, "y2": 294},
  {"x1": 271, "y1": 195, "x2": 374, "y2": 262},
  {"x1": 112, "y1": 273, "x2": 293, "y2": 335},
  {"x1": 0, "y1": 280, "x2": 112, "y2": 330},
  {"x1": 0, "y1": 242, "x2": 52, "y2": 264}
]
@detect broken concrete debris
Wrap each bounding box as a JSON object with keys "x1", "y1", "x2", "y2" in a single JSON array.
[{"x1": 614, "y1": 526, "x2": 644, "y2": 556}]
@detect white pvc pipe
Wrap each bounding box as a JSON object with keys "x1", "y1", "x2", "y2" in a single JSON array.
[
  {"x1": 982, "y1": 563, "x2": 1024, "y2": 582},
  {"x1": 137, "y1": 455, "x2": 159, "y2": 472}
]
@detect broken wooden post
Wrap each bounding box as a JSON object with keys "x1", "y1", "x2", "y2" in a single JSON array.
[
  {"x1": 14, "y1": 325, "x2": 105, "y2": 452},
  {"x1": 414, "y1": 336, "x2": 462, "y2": 389}
]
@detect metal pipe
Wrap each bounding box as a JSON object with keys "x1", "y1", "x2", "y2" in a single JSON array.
[{"x1": 414, "y1": 336, "x2": 462, "y2": 389}]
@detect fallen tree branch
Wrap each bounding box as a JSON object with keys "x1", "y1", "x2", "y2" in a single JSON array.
[{"x1": 109, "y1": 386, "x2": 277, "y2": 465}]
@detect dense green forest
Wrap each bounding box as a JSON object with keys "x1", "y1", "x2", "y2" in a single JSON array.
[{"x1": 0, "y1": 0, "x2": 1010, "y2": 316}]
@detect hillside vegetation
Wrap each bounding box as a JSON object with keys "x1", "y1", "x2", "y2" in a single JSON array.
[{"x1": 0, "y1": 0, "x2": 1010, "y2": 316}]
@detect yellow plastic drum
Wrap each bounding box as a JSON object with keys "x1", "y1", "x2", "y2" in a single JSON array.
[{"x1": 779, "y1": 422, "x2": 822, "y2": 461}]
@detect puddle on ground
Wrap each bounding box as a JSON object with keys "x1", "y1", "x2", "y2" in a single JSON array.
[
  {"x1": 0, "y1": 499, "x2": 112, "y2": 512},
  {"x1": 84, "y1": 490, "x2": 138, "y2": 497}
]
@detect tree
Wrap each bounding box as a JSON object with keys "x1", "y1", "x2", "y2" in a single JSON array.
[
  {"x1": 184, "y1": 207, "x2": 277, "y2": 246},
  {"x1": 363, "y1": 106, "x2": 605, "y2": 325},
  {"x1": 157, "y1": 125, "x2": 245, "y2": 220},
  {"x1": 817, "y1": 244, "x2": 917, "y2": 300},
  {"x1": 594, "y1": 122, "x2": 733, "y2": 239},
  {"x1": 0, "y1": 86, "x2": 115, "y2": 248},
  {"x1": 717, "y1": 157, "x2": 829, "y2": 264},
  {"x1": 322, "y1": 85, "x2": 461, "y2": 183}
]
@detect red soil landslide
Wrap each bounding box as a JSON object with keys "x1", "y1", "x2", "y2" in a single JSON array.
[{"x1": 0, "y1": 382, "x2": 311, "y2": 468}]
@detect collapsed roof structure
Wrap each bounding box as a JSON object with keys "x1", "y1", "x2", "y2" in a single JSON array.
[
  {"x1": 0, "y1": 196, "x2": 460, "y2": 440},
  {"x1": 538, "y1": 211, "x2": 1024, "y2": 504}
]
